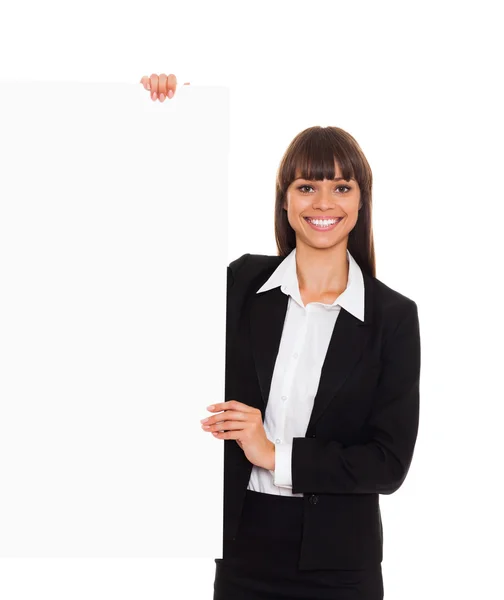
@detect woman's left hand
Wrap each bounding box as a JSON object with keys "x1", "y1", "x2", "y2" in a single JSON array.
[{"x1": 201, "y1": 400, "x2": 275, "y2": 471}]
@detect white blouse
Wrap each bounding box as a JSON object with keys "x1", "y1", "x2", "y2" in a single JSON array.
[{"x1": 247, "y1": 247, "x2": 365, "y2": 497}]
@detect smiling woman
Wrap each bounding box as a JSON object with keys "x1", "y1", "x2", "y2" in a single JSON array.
[{"x1": 209, "y1": 124, "x2": 419, "y2": 600}]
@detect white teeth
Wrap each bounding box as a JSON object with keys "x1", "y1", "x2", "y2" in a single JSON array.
[{"x1": 306, "y1": 218, "x2": 341, "y2": 227}]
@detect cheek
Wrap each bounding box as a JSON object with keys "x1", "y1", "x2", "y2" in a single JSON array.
[
  {"x1": 288, "y1": 197, "x2": 310, "y2": 214},
  {"x1": 284, "y1": 199, "x2": 298, "y2": 217},
  {"x1": 346, "y1": 202, "x2": 361, "y2": 220},
  {"x1": 350, "y1": 208, "x2": 360, "y2": 221}
]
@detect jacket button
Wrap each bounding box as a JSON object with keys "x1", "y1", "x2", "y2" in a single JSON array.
[
  {"x1": 311, "y1": 434, "x2": 316, "y2": 438},
  {"x1": 309, "y1": 494, "x2": 318, "y2": 504}
]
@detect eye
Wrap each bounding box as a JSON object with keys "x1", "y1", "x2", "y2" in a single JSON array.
[{"x1": 297, "y1": 184, "x2": 352, "y2": 193}]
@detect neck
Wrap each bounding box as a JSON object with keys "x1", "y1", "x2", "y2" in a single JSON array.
[{"x1": 295, "y1": 241, "x2": 349, "y2": 294}]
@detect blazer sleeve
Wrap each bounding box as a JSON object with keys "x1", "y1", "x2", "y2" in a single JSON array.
[
  {"x1": 227, "y1": 253, "x2": 250, "y2": 291},
  {"x1": 291, "y1": 300, "x2": 421, "y2": 495},
  {"x1": 226, "y1": 253, "x2": 250, "y2": 338}
]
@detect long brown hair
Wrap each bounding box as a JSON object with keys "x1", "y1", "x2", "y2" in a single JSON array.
[{"x1": 274, "y1": 126, "x2": 376, "y2": 278}]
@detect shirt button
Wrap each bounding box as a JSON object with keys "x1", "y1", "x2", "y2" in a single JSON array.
[
  {"x1": 275, "y1": 439, "x2": 281, "y2": 444},
  {"x1": 293, "y1": 353, "x2": 298, "y2": 359},
  {"x1": 281, "y1": 396, "x2": 287, "y2": 402}
]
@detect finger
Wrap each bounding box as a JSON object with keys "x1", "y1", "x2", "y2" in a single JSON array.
[
  {"x1": 202, "y1": 417, "x2": 237, "y2": 429},
  {"x1": 212, "y1": 430, "x2": 241, "y2": 439},
  {"x1": 150, "y1": 73, "x2": 159, "y2": 101},
  {"x1": 158, "y1": 73, "x2": 168, "y2": 102},
  {"x1": 139, "y1": 76, "x2": 151, "y2": 91},
  {"x1": 204, "y1": 420, "x2": 248, "y2": 432},
  {"x1": 209, "y1": 401, "x2": 258, "y2": 413},
  {"x1": 166, "y1": 73, "x2": 177, "y2": 99},
  {"x1": 201, "y1": 410, "x2": 248, "y2": 426}
]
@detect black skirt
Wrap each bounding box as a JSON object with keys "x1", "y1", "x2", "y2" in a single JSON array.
[{"x1": 213, "y1": 489, "x2": 384, "y2": 600}]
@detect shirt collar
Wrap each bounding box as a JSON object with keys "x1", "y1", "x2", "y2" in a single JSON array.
[{"x1": 256, "y1": 247, "x2": 365, "y2": 322}]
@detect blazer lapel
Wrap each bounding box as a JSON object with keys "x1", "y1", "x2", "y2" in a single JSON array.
[
  {"x1": 305, "y1": 306, "x2": 372, "y2": 431},
  {"x1": 249, "y1": 271, "x2": 374, "y2": 431},
  {"x1": 249, "y1": 286, "x2": 289, "y2": 410}
]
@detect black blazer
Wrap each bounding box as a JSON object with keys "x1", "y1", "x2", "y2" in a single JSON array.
[{"x1": 222, "y1": 252, "x2": 421, "y2": 570}]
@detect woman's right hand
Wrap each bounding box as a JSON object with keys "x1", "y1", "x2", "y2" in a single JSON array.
[{"x1": 139, "y1": 73, "x2": 190, "y2": 102}]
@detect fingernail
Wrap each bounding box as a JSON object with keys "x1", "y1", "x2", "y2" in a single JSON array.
[
  {"x1": 201, "y1": 418, "x2": 209, "y2": 423},
  {"x1": 147, "y1": 83, "x2": 151, "y2": 90},
  {"x1": 168, "y1": 90, "x2": 174, "y2": 99},
  {"x1": 207, "y1": 405, "x2": 215, "y2": 410},
  {"x1": 159, "y1": 93, "x2": 165, "y2": 101},
  {"x1": 152, "y1": 92, "x2": 157, "y2": 100}
]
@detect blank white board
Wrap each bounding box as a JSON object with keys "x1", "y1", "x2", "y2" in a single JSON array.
[{"x1": 0, "y1": 82, "x2": 229, "y2": 557}]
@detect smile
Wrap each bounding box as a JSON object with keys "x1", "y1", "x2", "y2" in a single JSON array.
[{"x1": 304, "y1": 217, "x2": 343, "y2": 231}]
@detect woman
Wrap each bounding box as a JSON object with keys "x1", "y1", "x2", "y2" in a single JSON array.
[{"x1": 140, "y1": 74, "x2": 421, "y2": 600}]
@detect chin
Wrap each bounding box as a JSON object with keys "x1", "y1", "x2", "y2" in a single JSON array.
[{"x1": 304, "y1": 239, "x2": 342, "y2": 250}]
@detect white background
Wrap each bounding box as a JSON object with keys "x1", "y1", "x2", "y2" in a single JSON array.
[{"x1": 1, "y1": 0, "x2": 503, "y2": 598}]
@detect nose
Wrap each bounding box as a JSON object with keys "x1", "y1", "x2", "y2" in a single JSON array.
[{"x1": 312, "y1": 188, "x2": 336, "y2": 209}]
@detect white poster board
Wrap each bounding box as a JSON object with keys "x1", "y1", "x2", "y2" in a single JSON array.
[{"x1": 0, "y1": 82, "x2": 229, "y2": 557}]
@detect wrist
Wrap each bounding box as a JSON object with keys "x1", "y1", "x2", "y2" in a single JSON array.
[{"x1": 268, "y1": 441, "x2": 275, "y2": 471}]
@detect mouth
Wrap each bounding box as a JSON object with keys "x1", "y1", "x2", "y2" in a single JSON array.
[{"x1": 303, "y1": 216, "x2": 343, "y2": 232}]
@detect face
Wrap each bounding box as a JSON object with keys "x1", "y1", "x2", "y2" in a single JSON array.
[{"x1": 283, "y1": 162, "x2": 361, "y2": 251}]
